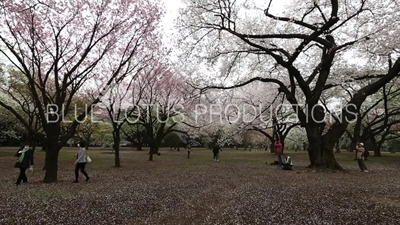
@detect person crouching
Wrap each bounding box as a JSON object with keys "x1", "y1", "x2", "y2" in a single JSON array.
[{"x1": 282, "y1": 155, "x2": 293, "y2": 170}]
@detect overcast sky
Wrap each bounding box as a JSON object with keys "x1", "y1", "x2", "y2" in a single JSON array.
[{"x1": 160, "y1": 0, "x2": 182, "y2": 37}]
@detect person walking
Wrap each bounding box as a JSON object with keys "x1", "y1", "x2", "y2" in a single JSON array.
[
  {"x1": 187, "y1": 144, "x2": 191, "y2": 159},
  {"x1": 275, "y1": 141, "x2": 283, "y2": 167},
  {"x1": 356, "y1": 142, "x2": 368, "y2": 172},
  {"x1": 212, "y1": 145, "x2": 221, "y2": 161},
  {"x1": 73, "y1": 141, "x2": 90, "y2": 183},
  {"x1": 14, "y1": 142, "x2": 34, "y2": 186}
]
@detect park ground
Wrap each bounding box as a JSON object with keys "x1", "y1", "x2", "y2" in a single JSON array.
[{"x1": 1, "y1": 147, "x2": 400, "y2": 224}]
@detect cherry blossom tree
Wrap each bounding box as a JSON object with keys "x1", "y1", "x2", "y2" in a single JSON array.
[
  {"x1": 177, "y1": 0, "x2": 400, "y2": 170},
  {"x1": 198, "y1": 81, "x2": 299, "y2": 152},
  {"x1": 0, "y1": 0, "x2": 163, "y2": 182},
  {"x1": 335, "y1": 78, "x2": 400, "y2": 156},
  {"x1": 127, "y1": 60, "x2": 190, "y2": 161},
  {"x1": 231, "y1": 85, "x2": 300, "y2": 152},
  {"x1": 95, "y1": 74, "x2": 144, "y2": 167}
]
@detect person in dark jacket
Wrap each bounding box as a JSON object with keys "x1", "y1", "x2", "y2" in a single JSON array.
[
  {"x1": 14, "y1": 142, "x2": 34, "y2": 186},
  {"x1": 212, "y1": 145, "x2": 221, "y2": 161},
  {"x1": 73, "y1": 141, "x2": 90, "y2": 183}
]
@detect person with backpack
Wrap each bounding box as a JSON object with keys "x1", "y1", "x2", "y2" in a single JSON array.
[
  {"x1": 14, "y1": 142, "x2": 34, "y2": 186},
  {"x1": 356, "y1": 142, "x2": 368, "y2": 172}
]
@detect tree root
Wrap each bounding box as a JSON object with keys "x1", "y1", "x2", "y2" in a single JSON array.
[{"x1": 306, "y1": 162, "x2": 344, "y2": 172}]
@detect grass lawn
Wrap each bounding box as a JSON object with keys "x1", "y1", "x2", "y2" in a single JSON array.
[{"x1": 1, "y1": 147, "x2": 400, "y2": 224}]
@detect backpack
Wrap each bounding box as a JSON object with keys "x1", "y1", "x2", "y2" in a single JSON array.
[{"x1": 363, "y1": 150, "x2": 370, "y2": 158}]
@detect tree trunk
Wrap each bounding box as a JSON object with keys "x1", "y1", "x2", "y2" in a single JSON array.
[
  {"x1": 148, "y1": 141, "x2": 158, "y2": 161},
  {"x1": 113, "y1": 130, "x2": 121, "y2": 167},
  {"x1": 374, "y1": 148, "x2": 382, "y2": 157},
  {"x1": 136, "y1": 142, "x2": 143, "y2": 151},
  {"x1": 149, "y1": 145, "x2": 156, "y2": 161},
  {"x1": 43, "y1": 144, "x2": 60, "y2": 183},
  {"x1": 306, "y1": 124, "x2": 342, "y2": 170},
  {"x1": 114, "y1": 144, "x2": 121, "y2": 167},
  {"x1": 86, "y1": 138, "x2": 91, "y2": 150},
  {"x1": 322, "y1": 132, "x2": 343, "y2": 170},
  {"x1": 335, "y1": 142, "x2": 340, "y2": 153},
  {"x1": 269, "y1": 143, "x2": 275, "y2": 153},
  {"x1": 370, "y1": 136, "x2": 382, "y2": 157},
  {"x1": 305, "y1": 124, "x2": 322, "y2": 167}
]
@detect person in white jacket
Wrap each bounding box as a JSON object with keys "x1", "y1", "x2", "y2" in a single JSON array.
[
  {"x1": 282, "y1": 155, "x2": 293, "y2": 170},
  {"x1": 73, "y1": 141, "x2": 90, "y2": 183}
]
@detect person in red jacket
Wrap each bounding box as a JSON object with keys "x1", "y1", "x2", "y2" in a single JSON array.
[{"x1": 275, "y1": 141, "x2": 283, "y2": 167}]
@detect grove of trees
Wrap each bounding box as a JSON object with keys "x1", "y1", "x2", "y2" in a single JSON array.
[
  {"x1": 1, "y1": 0, "x2": 400, "y2": 182},
  {"x1": 176, "y1": 0, "x2": 400, "y2": 169}
]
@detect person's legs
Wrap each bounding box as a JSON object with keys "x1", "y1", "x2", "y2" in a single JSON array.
[
  {"x1": 187, "y1": 151, "x2": 190, "y2": 158},
  {"x1": 16, "y1": 168, "x2": 27, "y2": 185},
  {"x1": 360, "y1": 159, "x2": 368, "y2": 171},
  {"x1": 22, "y1": 169, "x2": 28, "y2": 183},
  {"x1": 357, "y1": 159, "x2": 364, "y2": 171},
  {"x1": 213, "y1": 152, "x2": 217, "y2": 161},
  {"x1": 79, "y1": 163, "x2": 89, "y2": 181},
  {"x1": 216, "y1": 153, "x2": 219, "y2": 161},
  {"x1": 74, "y1": 164, "x2": 80, "y2": 182},
  {"x1": 277, "y1": 153, "x2": 282, "y2": 167}
]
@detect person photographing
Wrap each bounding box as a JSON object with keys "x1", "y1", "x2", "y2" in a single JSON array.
[{"x1": 356, "y1": 142, "x2": 368, "y2": 172}]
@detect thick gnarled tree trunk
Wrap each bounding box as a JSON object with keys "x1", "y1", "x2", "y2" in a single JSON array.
[{"x1": 305, "y1": 122, "x2": 342, "y2": 170}]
